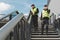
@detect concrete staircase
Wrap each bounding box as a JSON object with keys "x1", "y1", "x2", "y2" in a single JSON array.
[
  {"x1": 31, "y1": 30, "x2": 60, "y2": 40},
  {"x1": 31, "y1": 19, "x2": 60, "y2": 40}
]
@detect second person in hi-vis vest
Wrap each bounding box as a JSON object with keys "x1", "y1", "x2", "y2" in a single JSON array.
[{"x1": 41, "y1": 5, "x2": 50, "y2": 35}]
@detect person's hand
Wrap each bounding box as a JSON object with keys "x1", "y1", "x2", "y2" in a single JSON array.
[{"x1": 32, "y1": 12, "x2": 35, "y2": 15}]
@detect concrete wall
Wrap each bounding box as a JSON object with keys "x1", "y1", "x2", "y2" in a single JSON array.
[{"x1": 48, "y1": 0, "x2": 60, "y2": 19}]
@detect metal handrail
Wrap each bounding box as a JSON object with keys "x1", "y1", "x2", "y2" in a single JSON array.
[
  {"x1": 0, "y1": 11, "x2": 19, "y2": 21},
  {"x1": 0, "y1": 10, "x2": 33, "y2": 40},
  {"x1": 0, "y1": 13, "x2": 23, "y2": 40}
]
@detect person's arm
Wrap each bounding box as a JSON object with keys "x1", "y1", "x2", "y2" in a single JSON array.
[
  {"x1": 27, "y1": 10, "x2": 31, "y2": 20},
  {"x1": 47, "y1": 9, "x2": 50, "y2": 14},
  {"x1": 27, "y1": 10, "x2": 32, "y2": 20},
  {"x1": 35, "y1": 8, "x2": 39, "y2": 14},
  {"x1": 30, "y1": 10, "x2": 33, "y2": 15},
  {"x1": 37, "y1": 8, "x2": 39, "y2": 13}
]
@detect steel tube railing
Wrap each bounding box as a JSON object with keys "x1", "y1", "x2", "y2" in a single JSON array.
[
  {"x1": 0, "y1": 11, "x2": 19, "y2": 28},
  {"x1": 0, "y1": 10, "x2": 33, "y2": 40},
  {"x1": 0, "y1": 11, "x2": 19, "y2": 21},
  {"x1": 0, "y1": 13, "x2": 23, "y2": 40}
]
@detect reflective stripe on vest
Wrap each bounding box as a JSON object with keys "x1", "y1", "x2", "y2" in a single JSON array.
[
  {"x1": 31, "y1": 8, "x2": 37, "y2": 15},
  {"x1": 42, "y1": 10, "x2": 50, "y2": 18}
]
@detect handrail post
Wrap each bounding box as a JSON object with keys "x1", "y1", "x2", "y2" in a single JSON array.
[
  {"x1": 20, "y1": 19, "x2": 25, "y2": 40},
  {"x1": 13, "y1": 25, "x2": 17, "y2": 40},
  {"x1": 13, "y1": 23, "x2": 20, "y2": 40}
]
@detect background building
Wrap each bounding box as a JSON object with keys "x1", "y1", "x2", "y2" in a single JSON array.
[
  {"x1": 47, "y1": 0, "x2": 60, "y2": 24},
  {"x1": 48, "y1": 0, "x2": 60, "y2": 19}
]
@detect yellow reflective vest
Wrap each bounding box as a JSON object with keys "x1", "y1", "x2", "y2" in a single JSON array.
[
  {"x1": 42, "y1": 10, "x2": 50, "y2": 18},
  {"x1": 31, "y1": 8, "x2": 37, "y2": 15}
]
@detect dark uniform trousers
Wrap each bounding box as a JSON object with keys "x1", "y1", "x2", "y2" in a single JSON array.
[
  {"x1": 31, "y1": 15, "x2": 38, "y2": 31},
  {"x1": 41, "y1": 18, "x2": 49, "y2": 34}
]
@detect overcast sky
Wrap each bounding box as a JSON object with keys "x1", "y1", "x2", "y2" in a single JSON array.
[{"x1": 0, "y1": 0, "x2": 47, "y2": 15}]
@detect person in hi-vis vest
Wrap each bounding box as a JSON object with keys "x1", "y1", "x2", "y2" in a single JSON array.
[
  {"x1": 41, "y1": 5, "x2": 50, "y2": 35},
  {"x1": 28, "y1": 4, "x2": 39, "y2": 31}
]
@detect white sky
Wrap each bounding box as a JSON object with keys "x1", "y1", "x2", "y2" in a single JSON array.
[{"x1": 0, "y1": 2, "x2": 11, "y2": 12}]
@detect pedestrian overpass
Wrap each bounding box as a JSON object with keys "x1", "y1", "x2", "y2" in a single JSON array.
[
  {"x1": 0, "y1": 0, "x2": 60, "y2": 40},
  {"x1": 0, "y1": 10, "x2": 60, "y2": 40}
]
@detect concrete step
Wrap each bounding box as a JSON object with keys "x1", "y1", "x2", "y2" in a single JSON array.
[
  {"x1": 39, "y1": 28, "x2": 55, "y2": 31},
  {"x1": 32, "y1": 32, "x2": 58, "y2": 35},
  {"x1": 32, "y1": 26, "x2": 55, "y2": 31},
  {"x1": 32, "y1": 31, "x2": 56, "y2": 33},
  {"x1": 38, "y1": 26, "x2": 54, "y2": 29},
  {"x1": 31, "y1": 38, "x2": 60, "y2": 40},
  {"x1": 31, "y1": 35, "x2": 59, "y2": 38}
]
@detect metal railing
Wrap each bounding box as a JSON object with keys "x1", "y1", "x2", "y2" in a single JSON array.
[
  {"x1": 55, "y1": 18, "x2": 60, "y2": 36},
  {"x1": 0, "y1": 11, "x2": 32, "y2": 40},
  {"x1": 0, "y1": 11, "x2": 19, "y2": 21},
  {"x1": 0, "y1": 11, "x2": 19, "y2": 28}
]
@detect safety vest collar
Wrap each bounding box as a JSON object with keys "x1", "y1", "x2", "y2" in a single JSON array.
[{"x1": 31, "y1": 7, "x2": 37, "y2": 15}]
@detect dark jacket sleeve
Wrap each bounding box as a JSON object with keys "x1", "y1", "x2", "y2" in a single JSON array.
[
  {"x1": 27, "y1": 10, "x2": 32, "y2": 20},
  {"x1": 30, "y1": 10, "x2": 33, "y2": 15},
  {"x1": 35, "y1": 8, "x2": 39, "y2": 14},
  {"x1": 47, "y1": 9, "x2": 50, "y2": 14}
]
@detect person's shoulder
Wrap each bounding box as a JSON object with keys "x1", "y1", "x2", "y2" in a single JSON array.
[
  {"x1": 36, "y1": 8, "x2": 39, "y2": 11},
  {"x1": 48, "y1": 9, "x2": 50, "y2": 11},
  {"x1": 36, "y1": 7, "x2": 38, "y2": 9},
  {"x1": 41, "y1": 10, "x2": 44, "y2": 13},
  {"x1": 48, "y1": 9, "x2": 50, "y2": 12}
]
